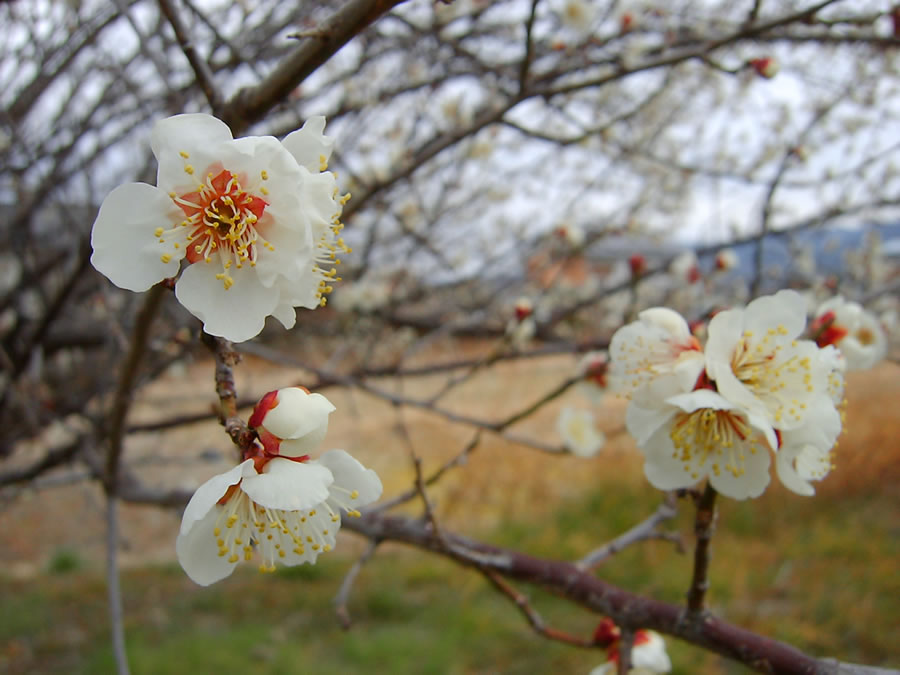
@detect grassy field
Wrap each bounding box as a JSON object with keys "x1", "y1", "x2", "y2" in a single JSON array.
[{"x1": 1, "y1": 355, "x2": 898, "y2": 674}]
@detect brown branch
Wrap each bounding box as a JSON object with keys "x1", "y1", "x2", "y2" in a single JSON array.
[
  {"x1": 686, "y1": 482, "x2": 718, "y2": 615},
  {"x1": 221, "y1": 0, "x2": 408, "y2": 133},
  {"x1": 158, "y1": 0, "x2": 224, "y2": 114},
  {"x1": 481, "y1": 570, "x2": 597, "y2": 649},
  {"x1": 113, "y1": 477, "x2": 887, "y2": 674},
  {"x1": 104, "y1": 283, "x2": 166, "y2": 493},
  {"x1": 200, "y1": 333, "x2": 254, "y2": 458}
]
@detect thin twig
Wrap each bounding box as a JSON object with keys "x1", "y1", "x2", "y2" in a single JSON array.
[
  {"x1": 375, "y1": 431, "x2": 482, "y2": 512},
  {"x1": 686, "y1": 482, "x2": 718, "y2": 614},
  {"x1": 617, "y1": 628, "x2": 634, "y2": 675},
  {"x1": 482, "y1": 570, "x2": 597, "y2": 649},
  {"x1": 334, "y1": 540, "x2": 379, "y2": 629},
  {"x1": 116, "y1": 477, "x2": 886, "y2": 674},
  {"x1": 576, "y1": 495, "x2": 680, "y2": 571}
]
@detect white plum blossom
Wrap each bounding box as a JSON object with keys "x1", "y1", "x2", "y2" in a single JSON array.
[
  {"x1": 609, "y1": 307, "x2": 704, "y2": 395},
  {"x1": 506, "y1": 296, "x2": 536, "y2": 349},
  {"x1": 626, "y1": 379, "x2": 775, "y2": 499},
  {"x1": 704, "y1": 290, "x2": 831, "y2": 432},
  {"x1": 176, "y1": 389, "x2": 381, "y2": 585},
  {"x1": 554, "y1": 222, "x2": 586, "y2": 248},
  {"x1": 91, "y1": 114, "x2": 349, "y2": 342},
  {"x1": 714, "y1": 248, "x2": 739, "y2": 271},
  {"x1": 556, "y1": 407, "x2": 605, "y2": 457},
  {"x1": 811, "y1": 296, "x2": 888, "y2": 370},
  {"x1": 610, "y1": 291, "x2": 845, "y2": 499}
]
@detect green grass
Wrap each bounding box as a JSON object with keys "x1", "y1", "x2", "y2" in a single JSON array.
[{"x1": 1, "y1": 479, "x2": 897, "y2": 674}]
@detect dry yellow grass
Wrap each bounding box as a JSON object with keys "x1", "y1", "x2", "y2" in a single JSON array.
[{"x1": 2, "y1": 345, "x2": 898, "y2": 572}]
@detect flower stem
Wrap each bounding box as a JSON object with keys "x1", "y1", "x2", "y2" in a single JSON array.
[{"x1": 687, "y1": 482, "x2": 718, "y2": 614}]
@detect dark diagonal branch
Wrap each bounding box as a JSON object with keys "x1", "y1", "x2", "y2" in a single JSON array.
[
  {"x1": 159, "y1": 0, "x2": 224, "y2": 114},
  {"x1": 221, "y1": 0, "x2": 408, "y2": 133}
]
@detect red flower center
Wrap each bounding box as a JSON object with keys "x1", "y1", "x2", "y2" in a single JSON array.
[{"x1": 173, "y1": 168, "x2": 269, "y2": 286}]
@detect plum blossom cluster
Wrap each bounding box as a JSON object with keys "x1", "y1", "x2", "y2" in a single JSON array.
[
  {"x1": 609, "y1": 290, "x2": 845, "y2": 499},
  {"x1": 177, "y1": 387, "x2": 382, "y2": 585},
  {"x1": 91, "y1": 114, "x2": 349, "y2": 342}
]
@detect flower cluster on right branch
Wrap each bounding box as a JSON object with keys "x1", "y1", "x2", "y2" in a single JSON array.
[{"x1": 609, "y1": 290, "x2": 846, "y2": 499}]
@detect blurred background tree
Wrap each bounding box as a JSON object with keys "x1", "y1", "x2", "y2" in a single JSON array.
[{"x1": 1, "y1": 1, "x2": 898, "y2": 673}]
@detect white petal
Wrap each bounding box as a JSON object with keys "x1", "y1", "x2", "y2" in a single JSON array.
[
  {"x1": 299, "y1": 170, "x2": 341, "y2": 228},
  {"x1": 775, "y1": 446, "x2": 815, "y2": 496},
  {"x1": 709, "y1": 442, "x2": 771, "y2": 500},
  {"x1": 281, "y1": 116, "x2": 335, "y2": 172},
  {"x1": 588, "y1": 665, "x2": 614, "y2": 675},
  {"x1": 176, "y1": 505, "x2": 239, "y2": 586},
  {"x1": 556, "y1": 407, "x2": 605, "y2": 457},
  {"x1": 271, "y1": 301, "x2": 298, "y2": 330},
  {"x1": 90, "y1": 183, "x2": 183, "y2": 291},
  {"x1": 626, "y1": 398, "x2": 677, "y2": 447},
  {"x1": 175, "y1": 263, "x2": 278, "y2": 342},
  {"x1": 151, "y1": 114, "x2": 233, "y2": 193},
  {"x1": 240, "y1": 458, "x2": 333, "y2": 511},
  {"x1": 317, "y1": 449, "x2": 383, "y2": 507},
  {"x1": 641, "y1": 424, "x2": 702, "y2": 492},
  {"x1": 260, "y1": 389, "x2": 335, "y2": 442},
  {"x1": 743, "y1": 289, "x2": 806, "y2": 340},
  {"x1": 179, "y1": 459, "x2": 255, "y2": 536}
]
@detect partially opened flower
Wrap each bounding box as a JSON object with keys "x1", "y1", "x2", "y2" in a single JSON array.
[
  {"x1": 556, "y1": 407, "x2": 605, "y2": 457},
  {"x1": 91, "y1": 114, "x2": 348, "y2": 342},
  {"x1": 590, "y1": 618, "x2": 672, "y2": 674},
  {"x1": 748, "y1": 56, "x2": 779, "y2": 79},
  {"x1": 176, "y1": 390, "x2": 381, "y2": 585},
  {"x1": 577, "y1": 350, "x2": 609, "y2": 403},
  {"x1": 811, "y1": 296, "x2": 888, "y2": 370},
  {"x1": 249, "y1": 386, "x2": 336, "y2": 457}
]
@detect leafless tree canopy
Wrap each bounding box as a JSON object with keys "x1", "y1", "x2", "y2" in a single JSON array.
[{"x1": 1, "y1": 1, "x2": 898, "y2": 673}]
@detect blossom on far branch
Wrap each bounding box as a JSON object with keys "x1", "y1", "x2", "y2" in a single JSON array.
[
  {"x1": 176, "y1": 388, "x2": 381, "y2": 585},
  {"x1": 576, "y1": 350, "x2": 609, "y2": 404},
  {"x1": 506, "y1": 296, "x2": 536, "y2": 349},
  {"x1": 590, "y1": 618, "x2": 672, "y2": 674},
  {"x1": 811, "y1": 296, "x2": 888, "y2": 371},
  {"x1": 611, "y1": 290, "x2": 845, "y2": 499},
  {"x1": 91, "y1": 114, "x2": 349, "y2": 342},
  {"x1": 556, "y1": 407, "x2": 605, "y2": 457},
  {"x1": 748, "y1": 56, "x2": 779, "y2": 79}
]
